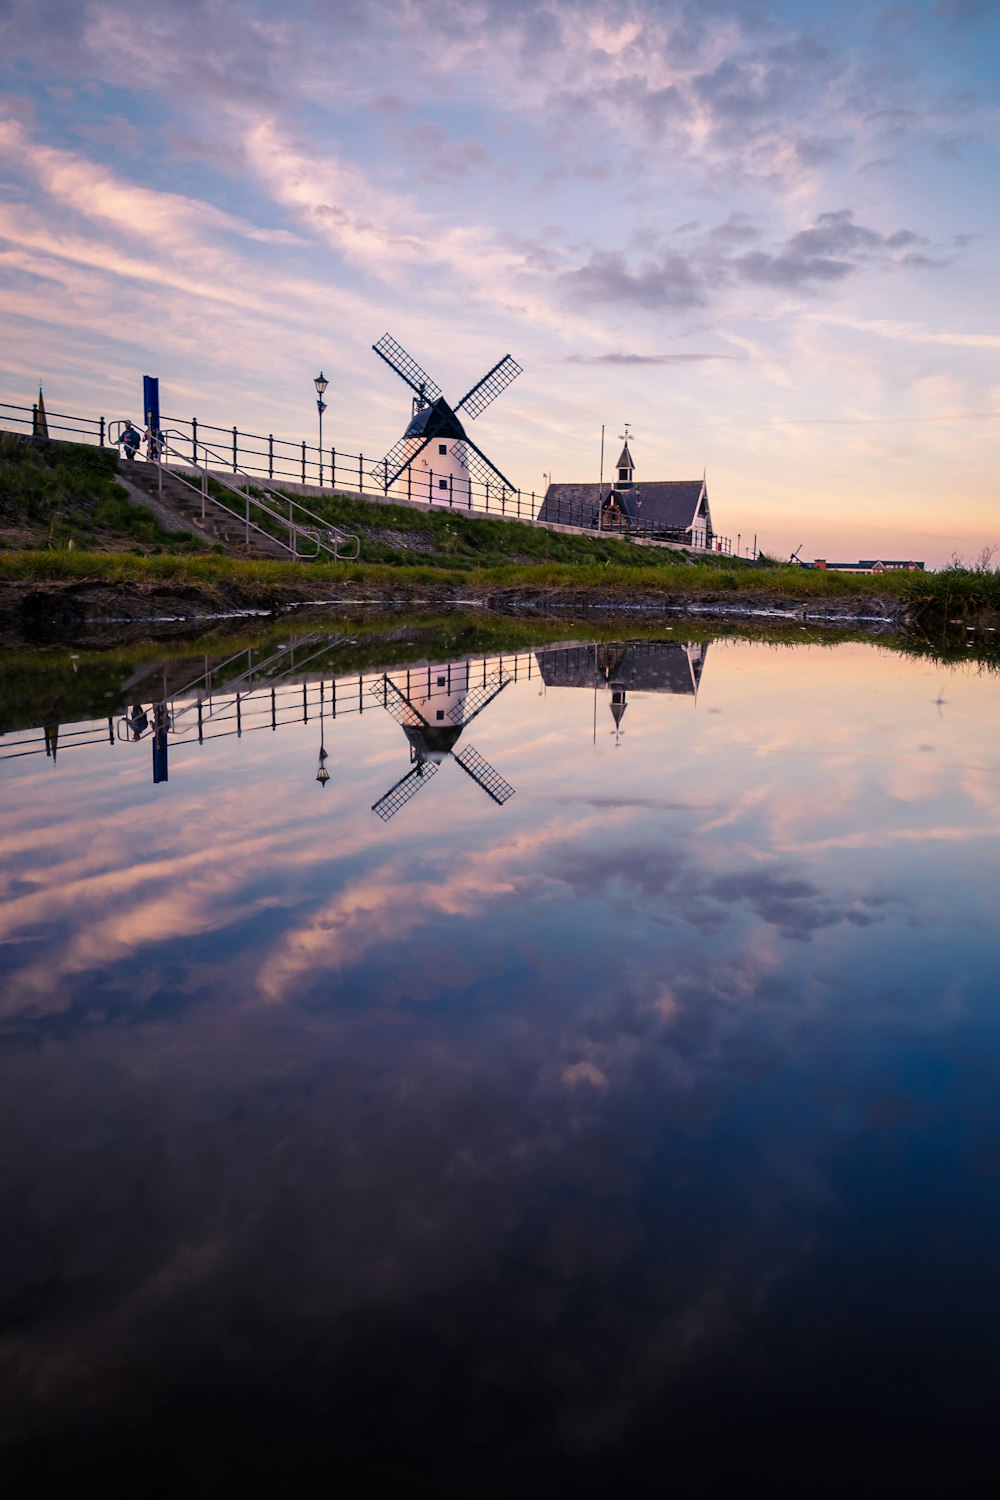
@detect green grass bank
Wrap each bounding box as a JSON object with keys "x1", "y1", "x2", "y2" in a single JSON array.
[{"x1": 3, "y1": 434, "x2": 1000, "y2": 631}]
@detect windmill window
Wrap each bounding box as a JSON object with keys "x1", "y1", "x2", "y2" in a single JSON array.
[
  {"x1": 436, "y1": 676, "x2": 446, "y2": 686},
  {"x1": 438, "y1": 444, "x2": 447, "y2": 454},
  {"x1": 436, "y1": 710, "x2": 445, "y2": 720},
  {"x1": 438, "y1": 479, "x2": 448, "y2": 490}
]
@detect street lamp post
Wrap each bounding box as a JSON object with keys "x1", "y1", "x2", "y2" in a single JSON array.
[{"x1": 314, "y1": 371, "x2": 329, "y2": 488}]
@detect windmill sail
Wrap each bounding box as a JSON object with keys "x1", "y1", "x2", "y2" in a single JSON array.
[
  {"x1": 454, "y1": 355, "x2": 523, "y2": 419},
  {"x1": 372, "y1": 334, "x2": 442, "y2": 404},
  {"x1": 369, "y1": 432, "x2": 434, "y2": 491},
  {"x1": 372, "y1": 760, "x2": 440, "y2": 821},
  {"x1": 448, "y1": 669, "x2": 510, "y2": 727},
  {"x1": 462, "y1": 436, "x2": 517, "y2": 495},
  {"x1": 453, "y1": 745, "x2": 515, "y2": 806},
  {"x1": 369, "y1": 674, "x2": 429, "y2": 728}
]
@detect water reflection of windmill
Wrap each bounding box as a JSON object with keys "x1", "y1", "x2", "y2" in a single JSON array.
[{"x1": 370, "y1": 664, "x2": 515, "y2": 821}]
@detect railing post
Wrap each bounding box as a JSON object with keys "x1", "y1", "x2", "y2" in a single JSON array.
[
  {"x1": 301, "y1": 441, "x2": 306, "y2": 485},
  {"x1": 429, "y1": 468, "x2": 434, "y2": 505},
  {"x1": 245, "y1": 493, "x2": 250, "y2": 545},
  {"x1": 501, "y1": 488, "x2": 505, "y2": 517},
  {"x1": 201, "y1": 471, "x2": 206, "y2": 522},
  {"x1": 268, "y1": 434, "x2": 274, "y2": 480},
  {"x1": 384, "y1": 458, "x2": 389, "y2": 494},
  {"x1": 482, "y1": 480, "x2": 486, "y2": 513},
  {"x1": 407, "y1": 465, "x2": 411, "y2": 502},
  {"x1": 331, "y1": 447, "x2": 336, "y2": 490},
  {"x1": 359, "y1": 453, "x2": 364, "y2": 493},
  {"x1": 99, "y1": 416, "x2": 105, "y2": 448},
  {"x1": 232, "y1": 426, "x2": 238, "y2": 472},
  {"x1": 516, "y1": 488, "x2": 521, "y2": 518},
  {"x1": 449, "y1": 471, "x2": 453, "y2": 508},
  {"x1": 192, "y1": 417, "x2": 198, "y2": 467}
]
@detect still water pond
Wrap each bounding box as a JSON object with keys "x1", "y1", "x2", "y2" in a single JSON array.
[{"x1": 2, "y1": 630, "x2": 999, "y2": 1494}]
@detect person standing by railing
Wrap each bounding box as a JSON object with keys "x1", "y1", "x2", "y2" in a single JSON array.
[{"x1": 115, "y1": 420, "x2": 142, "y2": 462}]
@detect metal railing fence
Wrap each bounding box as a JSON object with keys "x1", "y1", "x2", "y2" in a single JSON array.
[{"x1": 1, "y1": 398, "x2": 732, "y2": 552}]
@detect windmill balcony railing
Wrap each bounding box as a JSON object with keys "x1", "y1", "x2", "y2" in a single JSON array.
[{"x1": 0, "y1": 399, "x2": 730, "y2": 554}]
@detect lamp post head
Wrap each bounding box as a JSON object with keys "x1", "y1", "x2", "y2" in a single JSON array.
[
  {"x1": 316, "y1": 765, "x2": 331, "y2": 786},
  {"x1": 314, "y1": 372, "x2": 329, "y2": 396}
]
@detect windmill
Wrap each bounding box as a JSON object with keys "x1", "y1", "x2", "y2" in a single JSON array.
[
  {"x1": 369, "y1": 663, "x2": 515, "y2": 821},
  {"x1": 369, "y1": 333, "x2": 522, "y2": 504}
]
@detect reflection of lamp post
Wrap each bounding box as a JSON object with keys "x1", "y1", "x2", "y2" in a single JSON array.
[
  {"x1": 315, "y1": 679, "x2": 331, "y2": 787},
  {"x1": 314, "y1": 371, "x2": 328, "y2": 488}
]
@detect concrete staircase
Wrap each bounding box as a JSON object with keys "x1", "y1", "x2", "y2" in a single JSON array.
[{"x1": 118, "y1": 462, "x2": 293, "y2": 560}]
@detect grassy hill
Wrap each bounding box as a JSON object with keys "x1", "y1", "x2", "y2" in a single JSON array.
[
  {"x1": 0, "y1": 434, "x2": 207, "y2": 553},
  {"x1": 3, "y1": 434, "x2": 1000, "y2": 629}
]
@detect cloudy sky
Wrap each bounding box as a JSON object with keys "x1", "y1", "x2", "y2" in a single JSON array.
[{"x1": 1, "y1": 0, "x2": 997, "y2": 563}]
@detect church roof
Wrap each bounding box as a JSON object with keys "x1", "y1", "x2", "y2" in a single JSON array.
[
  {"x1": 537, "y1": 479, "x2": 706, "y2": 532},
  {"x1": 535, "y1": 641, "x2": 706, "y2": 696}
]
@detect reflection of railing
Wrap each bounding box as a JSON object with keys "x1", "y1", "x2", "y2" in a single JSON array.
[
  {"x1": 0, "y1": 637, "x2": 711, "y2": 780},
  {"x1": 0, "y1": 648, "x2": 547, "y2": 773}
]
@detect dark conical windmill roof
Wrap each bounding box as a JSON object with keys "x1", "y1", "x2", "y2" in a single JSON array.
[
  {"x1": 404, "y1": 396, "x2": 468, "y2": 441},
  {"x1": 616, "y1": 442, "x2": 633, "y2": 471}
]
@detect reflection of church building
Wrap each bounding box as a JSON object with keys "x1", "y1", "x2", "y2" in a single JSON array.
[
  {"x1": 535, "y1": 640, "x2": 708, "y2": 740},
  {"x1": 537, "y1": 441, "x2": 714, "y2": 548}
]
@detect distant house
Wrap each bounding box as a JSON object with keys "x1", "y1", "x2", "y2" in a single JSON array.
[
  {"x1": 537, "y1": 441, "x2": 715, "y2": 548},
  {"x1": 812, "y1": 559, "x2": 925, "y2": 573}
]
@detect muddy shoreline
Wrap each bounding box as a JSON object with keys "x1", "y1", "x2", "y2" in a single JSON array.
[{"x1": 0, "y1": 576, "x2": 911, "y2": 647}]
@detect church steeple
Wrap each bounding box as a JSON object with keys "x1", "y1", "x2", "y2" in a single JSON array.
[{"x1": 615, "y1": 424, "x2": 634, "y2": 487}]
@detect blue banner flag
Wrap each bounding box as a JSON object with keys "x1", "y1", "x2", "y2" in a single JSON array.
[{"x1": 143, "y1": 374, "x2": 160, "y2": 435}]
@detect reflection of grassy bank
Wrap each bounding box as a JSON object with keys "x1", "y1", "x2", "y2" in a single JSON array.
[
  {"x1": 4, "y1": 608, "x2": 1000, "y2": 734},
  {"x1": 0, "y1": 613, "x2": 640, "y2": 731}
]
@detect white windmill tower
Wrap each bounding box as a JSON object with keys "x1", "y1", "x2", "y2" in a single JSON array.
[
  {"x1": 369, "y1": 333, "x2": 522, "y2": 505},
  {"x1": 369, "y1": 663, "x2": 515, "y2": 821}
]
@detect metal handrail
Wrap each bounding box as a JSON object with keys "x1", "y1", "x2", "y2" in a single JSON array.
[
  {"x1": 109, "y1": 423, "x2": 360, "y2": 561},
  {"x1": 172, "y1": 430, "x2": 359, "y2": 559}
]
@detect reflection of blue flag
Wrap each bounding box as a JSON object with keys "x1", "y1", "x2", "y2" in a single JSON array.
[
  {"x1": 317, "y1": 400, "x2": 327, "y2": 415},
  {"x1": 143, "y1": 374, "x2": 160, "y2": 434}
]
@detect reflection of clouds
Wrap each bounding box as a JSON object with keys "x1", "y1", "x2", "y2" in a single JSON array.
[
  {"x1": 254, "y1": 815, "x2": 612, "y2": 1004},
  {"x1": 538, "y1": 839, "x2": 900, "y2": 944},
  {"x1": 2, "y1": 640, "x2": 1000, "y2": 1477}
]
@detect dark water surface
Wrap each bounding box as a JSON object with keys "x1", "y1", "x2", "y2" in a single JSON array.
[{"x1": 2, "y1": 630, "x2": 1000, "y2": 1495}]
